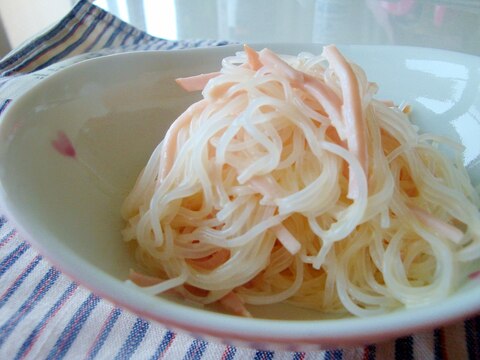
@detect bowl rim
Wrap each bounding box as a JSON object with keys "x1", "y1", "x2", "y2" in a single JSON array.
[{"x1": 1, "y1": 43, "x2": 480, "y2": 347}]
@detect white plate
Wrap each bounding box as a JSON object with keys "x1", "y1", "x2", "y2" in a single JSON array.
[{"x1": 0, "y1": 44, "x2": 480, "y2": 349}]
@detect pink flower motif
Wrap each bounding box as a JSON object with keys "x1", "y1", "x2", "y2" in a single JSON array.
[
  {"x1": 434, "y1": 5, "x2": 446, "y2": 27},
  {"x1": 468, "y1": 270, "x2": 480, "y2": 280},
  {"x1": 51, "y1": 130, "x2": 76, "y2": 158},
  {"x1": 380, "y1": 0, "x2": 415, "y2": 16}
]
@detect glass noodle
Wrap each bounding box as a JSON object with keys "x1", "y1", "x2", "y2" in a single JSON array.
[{"x1": 121, "y1": 45, "x2": 480, "y2": 317}]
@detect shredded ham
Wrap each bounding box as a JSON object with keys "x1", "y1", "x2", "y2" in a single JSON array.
[
  {"x1": 322, "y1": 45, "x2": 368, "y2": 199},
  {"x1": 303, "y1": 75, "x2": 344, "y2": 134},
  {"x1": 244, "y1": 44, "x2": 262, "y2": 70},
  {"x1": 175, "y1": 72, "x2": 221, "y2": 92},
  {"x1": 219, "y1": 292, "x2": 252, "y2": 317},
  {"x1": 208, "y1": 81, "x2": 236, "y2": 99},
  {"x1": 245, "y1": 48, "x2": 345, "y2": 144},
  {"x1": 259, "y1": 48, "x2": 304, "y2": 84},
  {"x1": 130, "y1": 261, "x2": 249, "y2": 317},
  {"x1": 247, "y1": 48, "x2": 345, "y2": 145},
  {"x1": 160, "y1": 100, "x2": 208, "y2": 180},
  {"x1": 410, "y1": 205, "x2": 464, "y2": 244},
  {"x1": 245, "y1": 45, "x2": 367, "y2": 199}
]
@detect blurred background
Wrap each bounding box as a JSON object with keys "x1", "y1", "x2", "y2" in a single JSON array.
[{"x1": 0, "y1": 0, "x2": 479, "y2": 57}]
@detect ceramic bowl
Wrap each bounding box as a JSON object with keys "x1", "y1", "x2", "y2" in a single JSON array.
[{"x1": 1, "y1": 44, "x2": 480, "y2": 350}]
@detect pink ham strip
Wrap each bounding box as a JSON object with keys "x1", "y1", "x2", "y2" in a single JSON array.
[
  {"x1": 259, "y1": 48, "x2": 304, "y2": 83},
  {"x1": 178, "y1": 46, "x2": 261, "y2": 97},
  {"x1": 175, "y1": 72, "x2": 221, "y2": 92},
  {"x1": 322, "y1": 45, "x2": 368, "y2": 199},
  {"x1": 303, "y1": 75, "x2": 344, "y2": 133},
  {"x1": 272, "y1": 224, "x2": 301, "y2": 255},
  {"x1": 256, "y1": 48, "x2": 344, "y2": 137},
  {"x1": 160, "y1": 100, "x2": 208, "y2": 180},
  {"x1": 245, "y1": 47, "x2": 363, "y2": 201},
  {"x1": 129, "y1": 271, "x2": 252, "y2": 317},
  {"x1": 410, "y1": 205, "x2": 464, "y2": 244},
  {"x1": 219, "y1": 292, "x2": 252, "y2": 317},
  {"x1": 244, "y1": 44, "x2": 262, "y2": 70}
]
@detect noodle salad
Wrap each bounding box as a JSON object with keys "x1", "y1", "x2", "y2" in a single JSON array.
[{"x1": 121, "y1": 45, "x2": 480, "y2": 317}]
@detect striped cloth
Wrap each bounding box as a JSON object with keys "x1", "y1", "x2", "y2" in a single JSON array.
[{"x1": 0, "y1": 0, "x2": 479, "y2": 359}]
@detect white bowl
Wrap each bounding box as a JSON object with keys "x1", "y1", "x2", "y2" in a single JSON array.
[{"x1": 1, "y1": 44, "x2": 480, "y2": 350}]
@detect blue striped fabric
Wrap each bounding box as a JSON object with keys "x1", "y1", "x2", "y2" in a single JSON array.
[
  {"x1": 150, "y1": 330, "x2": 176, "y2": 360},
  {"x1": 395, "y1": 336, "x2": 414, "y2": 360},
  {"x1": 183, "y1": 338, "x2": 209, "y2": 360},
  {"x1": 433, "y1": 329, "x2": 447, "y2": 360},
  {"x1": 363, "y1": 345, "x2": 376, "y2": 360},
  {"x1": 221, "y1": 345, "x2": 237, "y2": 360},
  {"x1": 465, "y1": 317, "x2": 480, "y2": 359},
  {"x1": 46, "y1": 293, "x2": 101, "y2": 359},
  {"x1": 86, "y1": 307, "x2": 123, "y2": 359},
  {"x1": 0, "y1": 0, "x2": 479, "y2": 359},
  {"x1": 0, "y1": 99, "x2": 11, "y2": 114},
  {"x1": 14, "y1": 282, "x2": 79, "y2": 360},
  {"x1": 326, "y1": 349, "x2": 344, "y2": 360},
  {"x1": 115, "y1": 318, "x2": 150, "y2": 359},
  {"x1": 0, "y1": 237, "x2": 27, "y2": 277},
  {"x1": 0, "y1": 255, "x2": 42, "y2": 307},
  {"x1": 291, "y1": 351, "x2": 305, "y2": 360},
  {"x1": 254, "y1": 350, "x2": 275, "y2": 360},
  {"x1": 0, "y1": 267, "x2": 60, "y2": 347}
]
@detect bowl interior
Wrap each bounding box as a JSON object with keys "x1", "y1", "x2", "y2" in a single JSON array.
[{"x1": 1, "y1": 44, "x2": 480, "y2": 343}]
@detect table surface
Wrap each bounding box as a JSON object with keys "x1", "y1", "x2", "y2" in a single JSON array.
[{"x1": 93, "y1": 0, "x2": 480, "y2": 56}]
